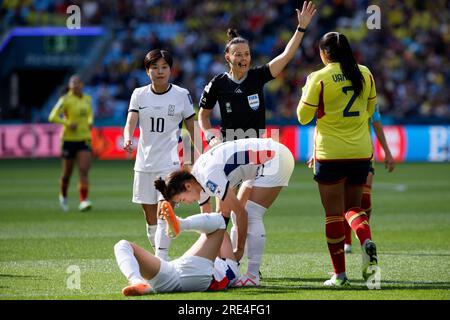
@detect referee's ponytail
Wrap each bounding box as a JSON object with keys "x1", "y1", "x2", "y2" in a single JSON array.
[
  {"x1": 224, "y1": 28, "x2": 249, "y2": 54},
  {"x1": 319, "y1": 32, "x2": 365, "y2": 97}
]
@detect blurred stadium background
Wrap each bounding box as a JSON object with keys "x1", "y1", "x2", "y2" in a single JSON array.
[{"x1": 0, "y1": 0, "x2": 449, "y2": 161}]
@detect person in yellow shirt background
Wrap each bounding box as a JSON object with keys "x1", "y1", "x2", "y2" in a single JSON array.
[
  {"x1": 297, "y1": 31, "x2": 378, "y2": 287},
  {"x1": 48, "y1": 74, "x2": 93, "y2": 212}
]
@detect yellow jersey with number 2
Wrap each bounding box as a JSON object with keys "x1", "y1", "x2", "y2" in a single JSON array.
[{"x1": 297, "y1": 62, "x2": 377, "y2": 160}]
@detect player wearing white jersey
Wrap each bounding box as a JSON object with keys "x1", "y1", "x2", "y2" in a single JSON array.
[
  {"x1": 123, "y1": 49, "x2": 196, "y2": 261},
  {"x1": 154, "y1": 138, "x2": 295, "y2": 286},
  {"x1": 129, "y1": 83, "x2": 194, "y2": 172},
  {"x1": 114, "y1": 201, "x2": 240, "y2": 295}
]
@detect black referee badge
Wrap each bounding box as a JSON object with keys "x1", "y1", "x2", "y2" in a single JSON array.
[
  {"x1": 225, "y1": 102, "x2": 232, "y2": 113},
  {"x1": 168, "y1": 104, "x2": 175, "y2": 116},
  {"x1": 247, "y1": 94, "x2": 260, "y2": 110}
]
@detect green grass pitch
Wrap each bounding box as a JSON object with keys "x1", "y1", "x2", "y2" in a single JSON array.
[{"x1": 1, "y1": 159, "x2": 449, "y2": 300}]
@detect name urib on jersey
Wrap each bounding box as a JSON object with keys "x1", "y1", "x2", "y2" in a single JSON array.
[{"x1": 129, "y1": 84, "x2": 195, "y2": 172}]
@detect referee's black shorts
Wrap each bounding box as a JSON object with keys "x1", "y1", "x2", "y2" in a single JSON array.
[
  {"x1": 314, "y1": 160, "x2": 371, "y2": 185},
  {"x1": 61, "y1": 140, "x2": 92, "y2": 159}
]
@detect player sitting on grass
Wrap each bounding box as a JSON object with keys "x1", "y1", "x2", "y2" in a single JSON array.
[{"x1": 114, "y1": 201, "x2": 239, "y2": 295}]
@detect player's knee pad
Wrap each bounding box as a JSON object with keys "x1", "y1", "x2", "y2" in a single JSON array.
[
  {"x1": 246, "y1": 201, "x2": 267, "y2": 237},
  {"x1": 246, "y1": 200, "x2": 267, "y2": 224}
]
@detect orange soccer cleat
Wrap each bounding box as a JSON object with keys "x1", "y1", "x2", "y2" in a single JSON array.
[
  {"x1": 160, "y1": 201, "x2": 181, "y2": 238},
  {"x1": 122, "y1": 282, "x2": 152, "y2": 296}
]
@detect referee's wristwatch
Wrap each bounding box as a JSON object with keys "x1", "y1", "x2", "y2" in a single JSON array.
[{"x1": 206, "y1": 134, "x2": 216, "y2": 144}]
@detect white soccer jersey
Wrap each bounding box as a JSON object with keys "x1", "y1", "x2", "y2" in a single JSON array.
[
  {"x1": 192, "y1": 138, "x2": 284, "y2": 203},
  {"x1": 129, "y1": 84, "x2": 195, "y2": 172}
]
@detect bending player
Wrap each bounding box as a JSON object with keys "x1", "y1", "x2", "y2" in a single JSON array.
[{"x1": 154, "y1": 137, "x2": 295, "y2": 287}]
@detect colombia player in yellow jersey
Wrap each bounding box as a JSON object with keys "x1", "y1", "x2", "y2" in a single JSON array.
[
  {"x1": 343, "y1": 105, "x2": 396, "y2": 254},
  {"x1": 297, "y1": 32, "x2": 378, "y2": 287},
  {"x1": 49, "y1": 75, "x2": 93, "y2": 212}
]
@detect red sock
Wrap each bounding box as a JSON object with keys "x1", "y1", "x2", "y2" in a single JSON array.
[
  {"x1": 79, "y1": 183, "x2": 88, "y2": 201},
  {"x1": 325, "y1": 215, "x2": 346, "y2": 274},
  {"x1": 344, "y1": 220, "x2": 352, "y2": 245},
  {"x1": 345, "y1": 207, "x2": 372, "y2": 245},
  {"x1": 60, "y1": 177, "x2": 69, "y2": 198},
  {"x1": 361, "y1": 185, "x2": 372, "y2": 221}
]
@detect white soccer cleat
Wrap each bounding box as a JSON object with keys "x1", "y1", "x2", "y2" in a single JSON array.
[
  {"x1": 361, "y1": 239, "x2": 378, "y2": 280},
  {"x1": 59, "y1": 195, "x2": 69, "y2": 212},
  {"x1": 323, "y1": 273, "x2": 350, "y2": 287},
  {"x1": 232, "y1": 272, "x2": 260, "y2": 287},
  {"x1": 78, "y1": 200, "x2": 92, "y2": 212},
  {"x1": 344, "y1": 244, "x2": 352, "y2": 254}
]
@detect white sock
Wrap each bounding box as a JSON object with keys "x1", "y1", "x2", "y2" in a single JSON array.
[
  {"x1": 231, "y1": 211, "x2": 248, "y2": 256},
  {"x1": 179, "y1": 212, "x2": 226, "y2": 234},
  {"x1": 155, "y1": 218, "x2": 171, "y2": 261},
  {"x1": 245, "y1": 200, "x2": 266, "y2": 277},
  {"x1": 114, "y1": 240, "x2": 144, "y2": 284},
  {"x1": 146, "y1": 224, "x2": 157, "y2": 252},
  {"x1": 230, "y1": 211, "x2": 237, "y2": 251}
]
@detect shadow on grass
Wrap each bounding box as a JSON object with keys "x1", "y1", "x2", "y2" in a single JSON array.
[
  {"x1": 143, "y1": 278, "x2": 450, "y2": 297},
  {"x1": 255, "y1": 277, "x2": 450, "y2": 292},
  {"x1": 0, "y1": 274, "x2": 46, "y2": 279},
  {"x1": 382, "y1": 252, "x2": 450, "y2": 257}
]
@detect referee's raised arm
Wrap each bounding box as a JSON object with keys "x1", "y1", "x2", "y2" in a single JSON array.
[{"x1": 268, "y1": 1, "x2": 317, "y2": 77}]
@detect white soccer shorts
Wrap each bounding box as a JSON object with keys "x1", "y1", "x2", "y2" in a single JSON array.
[
  {"x1": 148, "y1": 256, "x2": 214, "y2": 293},
  {"x1": 242, "y1": 142, "x2": 295, "y2": 188},
  {"x1": 132, "y1": 169, "x2": 175, "y2": 204}
]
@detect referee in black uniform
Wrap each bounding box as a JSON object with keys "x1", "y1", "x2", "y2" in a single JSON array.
[
  {"x1": 197, "y1": 1, "x2": 317, "y2": 286},
  {"x1": 199, "y1": 1, "x2": 317, "y2": 146}
]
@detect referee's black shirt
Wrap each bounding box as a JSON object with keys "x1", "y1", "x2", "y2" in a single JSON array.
[{"x1": 199, "y1": 64, "x2": 274, "y2": 140}]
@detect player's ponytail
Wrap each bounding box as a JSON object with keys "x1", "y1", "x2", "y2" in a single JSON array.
[
  {"x1": 319, "y1": 32, "x2": 365, "y2": 97},
  {"x1": 154, "y1": 177, "x2": 169, "y2": 200},
  {"x1": 154, "y1": 170, "x2": 196, "y2": 201}
]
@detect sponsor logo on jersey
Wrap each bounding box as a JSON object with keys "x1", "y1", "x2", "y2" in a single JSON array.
[
  {"x1": 247, "y1": 94, "x2": 260, "y2": 110},
  {"x1": 234, "y1": 87, "x2": 243, "y2": 94},
  {"x1": 168, "y1": 104, "x2": 175, "y2": 116},
  {"x1": 138, "y1": 106, "x2": 149, "y2": 110},
  {"x1": 206, "y1": 180, "x2": 218, "y2": 193}
]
